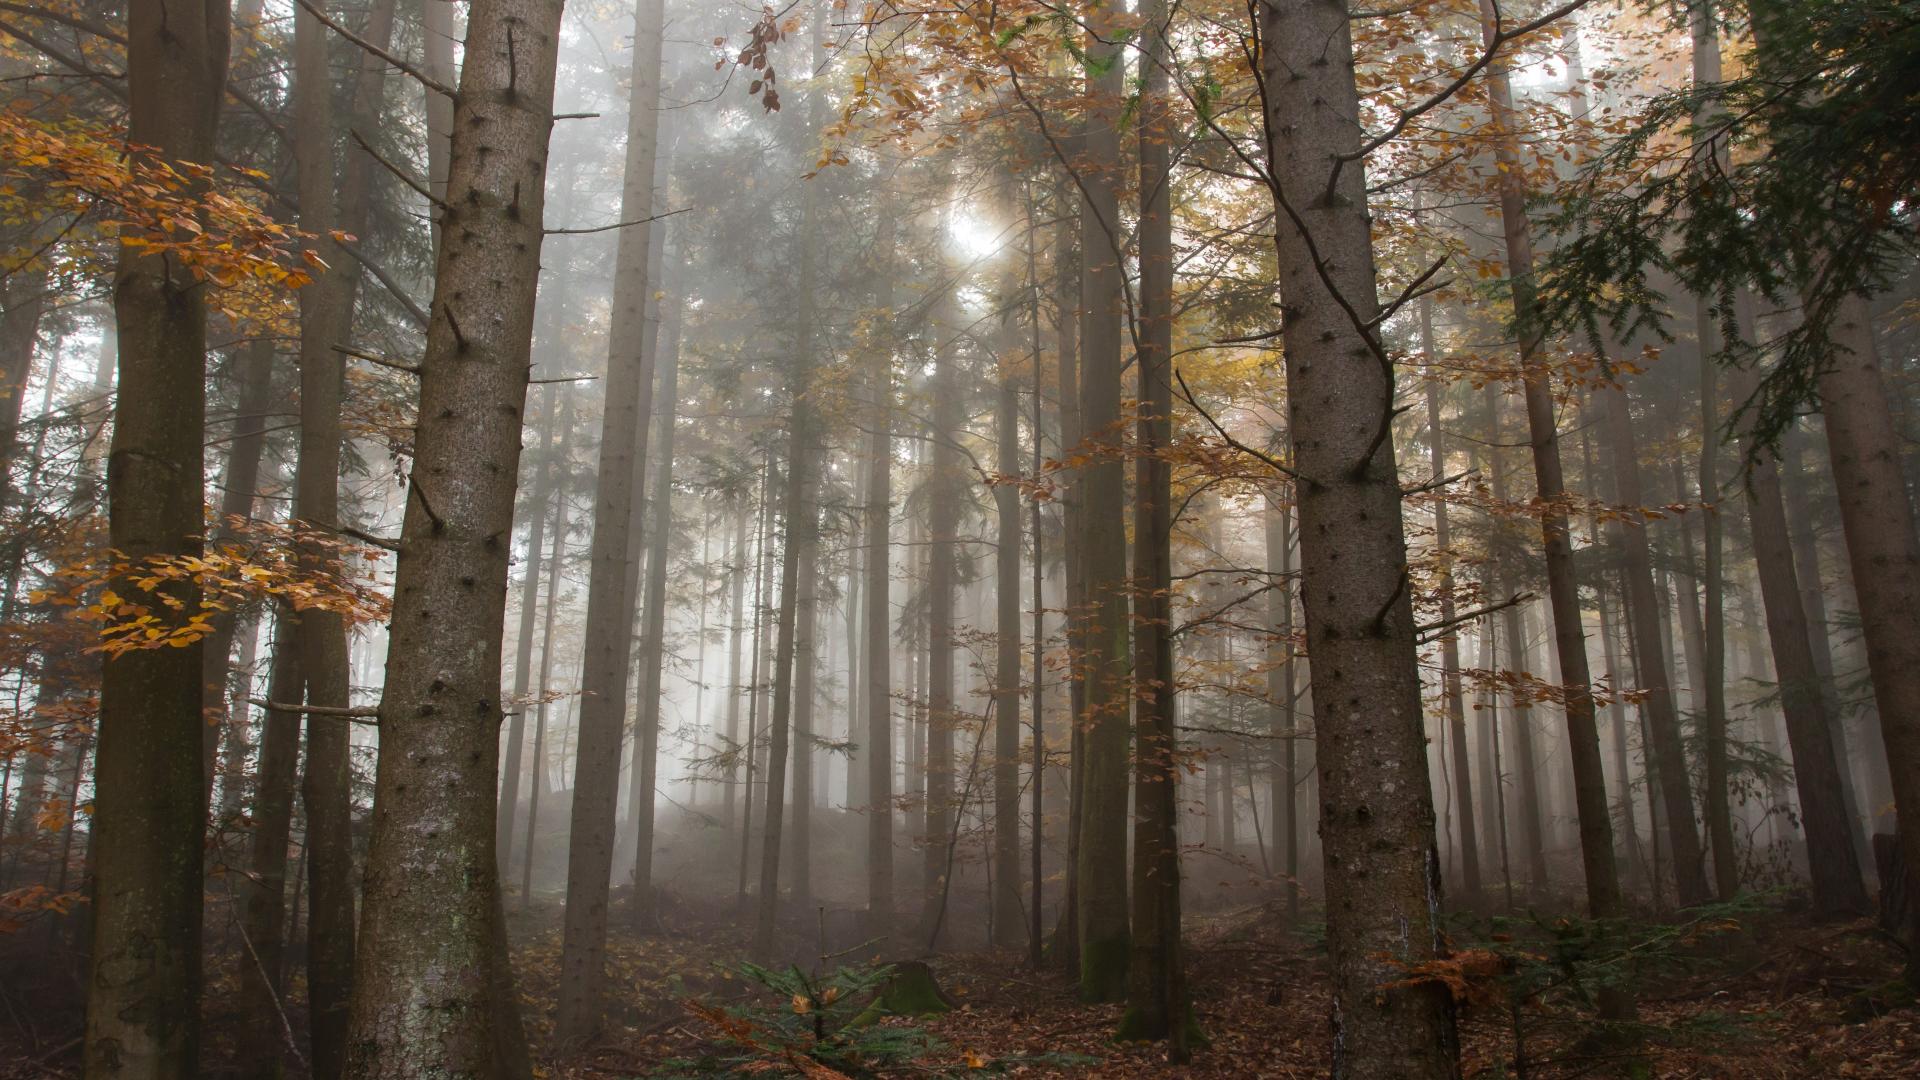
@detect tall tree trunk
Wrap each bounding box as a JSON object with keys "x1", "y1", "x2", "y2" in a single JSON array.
[
  {"x1": 1780, "y1": 430, "x2": 1872, "y2": 861},
  {"x1": 753, "y1": 417, "x2": 815, "y2": 959},
  {"x1": 726, "y1": 501, "x2": 748, "y2": 834},
  {"x1": 786, "y1": 501, "x2": 820, "y2": 912},
  {"x1": 291, "y1": 3, "x2": 385, "y2": 1067},
  {"x1": 0, "y1": 265, "x2": 49, "y2": 512},
  {"x1": 1051, "y1": 197, "x2": 1084, "y2": 973},
  {"x1": 1810, "y1": 296, "x2": 1920, "y2": 974},
  {"x1": 1424, "y1": 337, "x2": 1480, "y2": 908},
  {"x1": 1601, "y1": 385, "x2": 1712, "y2": 907},
  {"x1": 85, "y1": 2, "x2": 227, "y2": 1075},
  {"x1": 238, "y1": 617, "x2": 303, "y2": 1077},
  {"x1": 1477, "y1": 0, "x2": 1624, "y2": 929},
  {"x1": 499, "y1": 381, "x2": 559, "y2": 870},
  {"x1": 1124, "y1": 0, "x2": 1184, "y2": 1048},
  {"x1": 920, "y1": 303, "x2": 960, "y2": 949},
  {"x1": 1259, "y1": 2, "x2": 1459, "y2": 1074},
  {"x1": 555, "y1": 0, "x2": 666, "y2": 1043},
  {"x1": 993, "y1": 368, "x2": 1024, "y2": 947},
  {"x1": 1484, "y1": 390, "x2": 1548, "y2": 893},
  {"x1": 1072, "y1": 5, "x2": 1131, "y2": 1003},
  {"x1": 523, "y1": 386, "x2": 576, "y2": 907},
  {"x1": 201, "y1": 344, "x2": 274, "y2": 809},
  {"x1": 1734, "y1": 402, "x2": 1869, "y2": 913},
  {"x1": 1265, "y1": 498, "x2": 1301, "y2": 920},
  {"x1": 632, "y1": 294, "x2": 684, "y2": 917},
  {"x1": 341, "y1": 0, "x2": 563, "y2": 1069},
  {"x1": 863, "y1": 221, "x2": 895, "y2": 937}
]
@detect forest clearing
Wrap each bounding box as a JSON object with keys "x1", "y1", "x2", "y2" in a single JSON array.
[{"x1": 0, "y1": 0, "x2": 1917, "y2": 1077}]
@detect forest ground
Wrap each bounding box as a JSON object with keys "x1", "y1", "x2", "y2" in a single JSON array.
[{"x1": 1, "y1": 889, "x2": 1914, "y2": 1077}]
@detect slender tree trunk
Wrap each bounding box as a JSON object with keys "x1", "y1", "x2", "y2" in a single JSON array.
[
  {"x1": 993, "y1": 368, "x2": 1024, "y2": 947},
  {"x1": 632, "y1": 295, "x2": 684, "y2": 917},
  {"x1": 1602, "y1": 385, "x2": 1712, "y2": 907},
  {"x1": 0, "y1": 266, "x2": 49, "y2": 511},
  {"x1": 201, "y1": 344, "x2": 274, "y2": 809},
  {"x1": 292, "y1": 3, "x2": 385, "y2": 1066},
  {"x1": 1735, "y1": 408, "x2": 1869, "y2": 913},
  {"x1": 1780, "y1": 430, "x2": 1872, "y2": 862},
  {"x1": 1051, "y1": 197, "x2": 1084, "y2": 973},
  {"x1": 1072, "y1": 6, "x2": 1131, "y2": 1003},
  {"x1": 1266, "y1": 499, "x2": 1300, "y2": 920},
  {"x1": 555, "y1": 0, "x2": 666, "y2": 1043},
  {"x1": 920, "y1": 302, "x2": 960, "y2": 949},
  {"x1": 1424, "y1": 328, "x2": 1480, "y2": 907},
  {"x1": 524, "y1": 388, "x2": 576, "y2": 907},
  {"x1": 1477, "y1": 0, "x2": 1623, "y2": 928},
  {"x1": 1259, "y1": 2, "x2": 1459, "y2": 1073},
  {"x1": 787, "y1": 502, "x2": 820, "y2": 912},
  {"x1": 863, "y1": 221, "x2": 895, "y2": 937},
  {"x1": 85, "y1": 2, "x2": 227, "y2": 1075},
  {"x1": 753, "y1": 418, "x2": 816, "y2": 960},
  {"x1": 726, "y1": 501, "x2": 748, "y2": 834},
  {"x1": 342, "y1": 0, "x2": 563, "y2": 1069},
  {"x1": 1124, "y1": 0, "x2": 1184, "y2": 1047},
  {"x1": 1029, "y1": 216, "x2": 1048, "y2": 967},
  {"x1": 500, "y1": 382, "x2": 559, "y2": 870},
  {"x1": 239, "y1": 617, "x2": 303, "y2": 1076}
]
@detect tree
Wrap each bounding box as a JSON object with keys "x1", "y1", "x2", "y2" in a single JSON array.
[
  {"x1": 556, "y1": 0, "x2": 667, "y2": 1043},
  {"x1": 1257, "y1": 1, "x2": 1460, "y2": 1075},
  {"x1": 340, "y1": 0, "x2": 566, "y2": 1069},
  {"x1": 83, "y1": 2, "x2": 227, "y2": 1076},
  {"x1": 1072, "y1": 2, "x2": 1131, "y2": 1004},
  {"x1": 1122, "y1": 0, "x2": 1185, "y2": 1051}
]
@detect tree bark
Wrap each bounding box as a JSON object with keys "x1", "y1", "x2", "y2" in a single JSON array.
[
  {"x1": 632, "y1": 294, "x2": 684, "y2": 916},
  {"x1": 1259, "y1": 2, "x2": 1459, "y2": 1074},
  {"x1": 341, "y1": 0, "x2": 562, "y2": 1069},
  {"x1": 1072, "y1": 5, "x2": 1131, "y2": 1003},
  {"x1": 1423, "y1": 334, "x2": 1480, "y2": 908},
  {"x1": 555, "y1": 0, "x2": 666, "y2": 1043},
  {"x1": 1477, "y1": 0, "x2": 1623, "y2": 928},
  {"x1": 1811, "y1": 296, "x2": 1920, "y2": 975},
  {"x1": 499, "y1": 381, "x2": 559, "y2": 870},
  {"x1": 1123, "y1": 0, "x2": 1184, "y2": 1048},
  {"x1": 85, "y1": 2, "x2": 226, "y2": 1075},
  {"x1": 863, "y1": 220, "x2": 896, "y2": 939},
  {"x1": 993, "y1": 366, "x2": 1025, "y2": 948}
]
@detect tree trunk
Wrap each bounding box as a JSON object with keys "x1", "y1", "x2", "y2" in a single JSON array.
[
  {"x1": 1812, "y1": 295, "x2": 1920, "y2": 976},
  {"x1": 1477, "y1": 0, "x2": 1623, "y2": 928},
  {"x1": 1736, "y1": 409, "x2": 1869, "y2": 913},
  {"x1": 1259, "y1": 2, "x2": 1459, "y2": 1074},
  {"x1": 499, "y1": 381, "x2": 559, "y2": 870},
  {"x1": 523, "y1": 387, "x2": 576, "y2": 907},
  {"x1": 341, "y1": 0, "x2": 563, "y2": 1069},
  {"x1": 1780, "y1": 430, "x2": 1873, "y2": 860},
  {"x1": 85, "y1": 2, "x2": 226, "y2": 1075},
  {"x1": 920, "y1": 302, "x2": 960, "y2": 950},
  {"x1": 1424, "y1": 338, "x2": 1480, "y2": 908},
  {"x1": 753, "y1": 415, "x2": 816, "y2": 960},
  {"x1": 239, "y1": 617, "x2": 303, "y2": 1076},
  {"x1": 863, "y1": 221, "x2": 895, "y2": 937},
  {"x1": 555, "y1": 0, "x2": 666, "y2": 1043},
  {"x1": 200, "y1": 343, "x2": 275, "y2": 809},
  {"x1": 1601, "y1": 384, "x2": 1712, "y2": 907},
  {"x1": 1265, "y1": 498, "x2": 1301, "y2": 920},
  {"x1": 993, "y1": 367, "x2": 1024, "y2": 948},
  {"x1": 1072, "y1": 7, "x2": 1131, "y2": 1003},
  {"x1": 0, "y1": 265, "x2": 49, "y2": 513},
  {"x1": 632, "y1": 294, "x2": 684, "y2": 916},
  {"x1": 1051, "y1": 195, "x2": 1084, "y2": 974},
  {"x1": 1123, "y1": 0, "x2": 1185, "y2": 1048}
]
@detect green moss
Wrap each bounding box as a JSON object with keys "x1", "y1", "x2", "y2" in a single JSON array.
[
  {"x1": 1114, "y1": 1000, "x2": 1209, "y2": 1049},
  {"x1": 1078, "y1": 934, "x2": 1130, "y2": 1003},
  {"x1": 849, "y1": 961, "x2": 953, "y2": 1027}
]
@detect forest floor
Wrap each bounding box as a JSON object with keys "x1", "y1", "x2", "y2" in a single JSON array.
[
  {"x1": 514, "y1": 891, "x2": 1920, "y2": 1079},
  {"x1": 1, "y1": 890, "x2": 1914, "y2": 1077}
]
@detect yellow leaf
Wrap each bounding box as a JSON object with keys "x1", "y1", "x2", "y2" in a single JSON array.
[{"x1": 791, "y1": 993, "x2": 810, "y2": 1015}]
